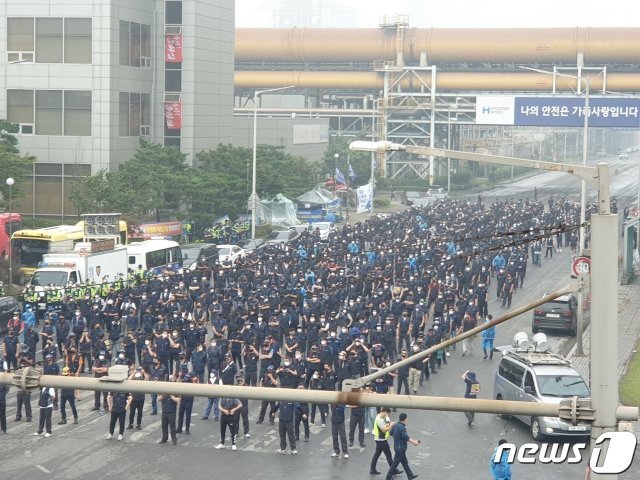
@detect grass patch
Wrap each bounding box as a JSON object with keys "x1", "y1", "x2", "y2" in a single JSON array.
[{"x1": 620, "y1": 338, "x2": 640, "y2": 407}]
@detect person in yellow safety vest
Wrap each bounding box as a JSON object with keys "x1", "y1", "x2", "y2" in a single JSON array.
[
  {"x1": 87, "y1": 281, "x2": 98, "y2": 298},
  {"x1": 115, "y1": 275, "x2": 125, "y2": 292},
  {"x1": 127, "y1": 270, "x2": 136, "y2": 286},
  {"x1": 135, "y1": 264, "x2": 145, "y2": 282},
  {"x1": 369, "y1": 407, "x2": 397, "y2": 475},
  {"x1": 71, "y1": 284, "x2": 83, "y2": 301},
  {"x1": 101, "y1": 279, "x2": 110, "y2": 298}
]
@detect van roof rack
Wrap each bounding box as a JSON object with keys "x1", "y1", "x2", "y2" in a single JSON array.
[{"x1": 506, "y1": 350, "x2": 572, "y2": 367}]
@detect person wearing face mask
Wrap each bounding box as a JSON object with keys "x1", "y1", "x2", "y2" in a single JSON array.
[
  {"x1": 2, "y1": 328, "x2": 19, "y2": 372},
  {"x1": 191, "y1": 343, "x2": 207, "y2": 384},
  {"x1": 276, "y1": 357, "x2": 298, "y2": 389},
  {"x1": 168, "y1": 329, "x2": 183, "y2": 368},
  {"x1": 206, "y1": 339, "x2": 223, "y2": 378},
  {"x1": 183, "y1": 322, "x2": 199, "y2": 361},
  {"x1": 201, "y1": 370, "x2": 220, "y2": 421},
  {"x1": 108, "y1": 316, "x2": 122, "y2": 357},
  {"x1": 257, "y1": 365, "x2": 279, "y2": 425},
  {"x1": 155, "y1": 329, "x2": 171, "y2": 373},
  {"x1": 115, "y1": 350, "x2": 131, "y2": 369},
  {"x1": 408, "y1": 344, "x2": 428, "y2": 395},
  {"x1": 308, "y1": 370, "x2": 327, "y2": 427},
  {"x1": 148, "y1": 357, "x2": 168, "y2": 415},
  {"x1": 91, "y1": 350, "x2": 110, "y2": 413},
  {"x1": 127, "y1": 367, "x2": 149, "y2": 430}
]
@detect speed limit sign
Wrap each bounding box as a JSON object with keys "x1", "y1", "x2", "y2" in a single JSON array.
[{"x1": 571, "y1": 256, "x2": 591, "y2": 277}]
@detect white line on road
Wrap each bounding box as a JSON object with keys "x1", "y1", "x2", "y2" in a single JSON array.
[{"x1": 36, "y1": 465, "x2": 51, "y2": 474}]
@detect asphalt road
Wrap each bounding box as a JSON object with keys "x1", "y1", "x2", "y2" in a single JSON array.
[{"x1": 2, "y1": 157, "x2": 639, "y2": 479}]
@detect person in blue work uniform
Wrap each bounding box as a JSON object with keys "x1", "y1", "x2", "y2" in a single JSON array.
[
  {"x1": 482, "y1": 315, "x2": 496, "y2": 360},
  {"x1": 293, "y1": 384, "x2": 310, "y2": 442},
  {"x1": 274, "y1": 400, "x2": 297, "y2": 454},
  {"x1": 105, "y1": 391, "x2": 132, "y2": 441},
  {"x1": 330, "y1": 403, "x2": 348, "y2": 459},
  {"x1": 177, "y1": 373, "x2": 196, "y2": 435},
  {"x1": 127, "y1": 367, "x2": 148, "y2": 430},
  {"x1": 490, "y1": 438, "x2": 512, "y2": 480},
  {"x1": 58, "y1": 367, "x2": 78, "y2": 425},
  {"x1": 158, "y1": 392, "x2": 180, "y2": 445},
  {"x1": 386, "y1": 413, "x2": 420, "y2": 480}
]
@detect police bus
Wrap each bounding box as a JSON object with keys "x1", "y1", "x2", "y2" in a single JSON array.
[{"x1": 127, "y1": 239, "x2": 183, "y2": 276}]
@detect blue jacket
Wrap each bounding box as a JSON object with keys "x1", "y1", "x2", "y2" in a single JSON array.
[
  {"x1": 490, "y1": 446, "x2": 512, "y2": 479},
  {"x1": 482, "y1": 324, "x2": 496, "y2": 341},
  {"x1": 390, "y1": 422, "x2": 410, "y2": 453},
  {"x1": 492, "y1": 255, "x2": 506, "y2": 270}
]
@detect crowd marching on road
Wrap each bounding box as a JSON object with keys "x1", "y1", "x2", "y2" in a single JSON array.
[{"x1": 1, "y1": 195, "x2": 588, "y2": 478}]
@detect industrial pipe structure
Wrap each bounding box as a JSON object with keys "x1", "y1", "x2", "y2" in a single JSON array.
[
  {"x1": 0, "y1": 369, "x2": 582, "y2": 420},
  {"x1": 235, "y1": 70, "x2": 640, "y2": 92},
  {"x1": 235, "y1": 27, "x2": 640, "y2": 92},
  {"x1": 236, "y1": 27, "x2": 640, "y2": 64}
]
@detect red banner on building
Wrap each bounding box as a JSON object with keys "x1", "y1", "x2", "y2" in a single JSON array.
[
  {"x1": 165, "y1": 34, "x2": 183, "y2": 62},
  {"x1": 165, "y1": 101, "x2": 182, "y2": 129}
]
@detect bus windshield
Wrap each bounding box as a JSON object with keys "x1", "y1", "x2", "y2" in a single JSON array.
[
  {"x1": 13, "y1": 239, "x2": 50, "y2": 268},
  {"x1": 31, "y1": 270, "x2": 69, "y2": 287}
]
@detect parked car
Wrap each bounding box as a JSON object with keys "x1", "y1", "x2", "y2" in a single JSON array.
[
  {"x1": 237, "y1": 238, "x2": 264, "y2": 253},
  {"x1": 532, "y1": 293, "x2": 578, "y2": 336},
  {"x1": 310, "y1": 221, "x2": 336, "y2": 241},
  {"x1": 181, "y1": 243, "x2": 219, "y2": 271},
  {"x1": 0, "y1": 296, "x2": 21, "y2": 334},
  {"x1": 426, "y1": 186, "x2": 448, "y2": 200},
  {"x1": 216, "y1": 244, "x2": 246, "y2": 267},
  {"x1": 494, "y1": 347, "x2": 591, "y2": 441},
  {"x1": 619, "y1": 152, "x2": 629, "y2": 160},
  {"x1": 261, "y1": 230, "x2": 299, "y2": 248},
  {"x1": 403, "y1": 191, "x2": 421, "y2": 206}
]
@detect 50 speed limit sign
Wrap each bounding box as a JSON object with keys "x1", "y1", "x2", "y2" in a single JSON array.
[{"x1": 571, "y1": 256, "x2": 591, "y2": 277}]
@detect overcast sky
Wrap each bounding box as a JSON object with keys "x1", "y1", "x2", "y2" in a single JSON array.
[{"x1": 236, "y1": 0, "x2": 638, "y2": 28}]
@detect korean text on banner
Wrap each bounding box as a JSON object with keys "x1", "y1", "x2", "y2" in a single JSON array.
[
  {"x1": 165, "y1": 101, "x2": 182, "y2": 129},
  {"x1": 356, "y1": 183, "x2": 373, "y2": 213},
  {"x1": 165, "y1": 34, "x2": 183, "y2": 63}
]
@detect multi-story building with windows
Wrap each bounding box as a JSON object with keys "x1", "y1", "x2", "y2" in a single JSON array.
[{"x1": 0, "y1": 0, "x2": 234, "y2": 218}]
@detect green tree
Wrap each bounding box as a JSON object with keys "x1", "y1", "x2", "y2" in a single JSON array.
[
  {"x1": 0, "y1": 119, "x2": 20, "y2": 154},
  {"x1": 117, "y1": 140, "x2": 189, "y2": 220},
  {"x1": 0, "y1": 120, "x2": 35, "y2": 208},
  {"x1": 192, "y1": 144, "x2": 319, "y2": 222},
  {"x1": 66, "y1": 170, "x2": 114, "y2": 215}
]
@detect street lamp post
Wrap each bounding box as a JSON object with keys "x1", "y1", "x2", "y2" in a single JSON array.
[
  {"x1": 250, "y1": 86, "x2": 295, "y2": 240},
  {"x1": 349, "y1": 140, "x2": 627, "y2": 479},
  {"x1": 5, "y1": 177, "x2": 14, "y2": 287}
]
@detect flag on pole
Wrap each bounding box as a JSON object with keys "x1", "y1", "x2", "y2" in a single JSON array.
[
  {"x1": 356, "y1": 183, "x2": 373, "y2": 213},
  {"x1": 335, "y1": 167, "x2": 346, "y2": 185},
  {"x1": 348, "y1": 164, "x2": 356, "y2": 180}
]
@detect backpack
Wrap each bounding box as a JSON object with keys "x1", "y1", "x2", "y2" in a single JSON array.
[{"x1": 470, "y1": 382, "x2": 481, "y2": 396}]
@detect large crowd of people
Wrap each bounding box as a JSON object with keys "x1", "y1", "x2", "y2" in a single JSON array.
[{"x1": 1, "y1": 195, "x2": 588, "y2": 474}]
